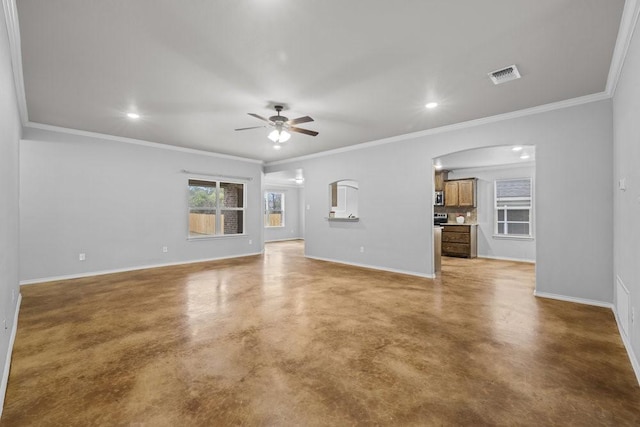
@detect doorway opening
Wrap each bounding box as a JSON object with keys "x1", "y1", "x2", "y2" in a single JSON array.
[{"x1": 432, "y1": 145, "x2": 536, "y2": 282}]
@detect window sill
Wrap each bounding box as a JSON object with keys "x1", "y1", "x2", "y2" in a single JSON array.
[
  {"x1": 264, "y1": 225, "x2": 285, "y2": 229},
  {"x1": 492, "y1": 235, "x2": 534, "y2": 241},
  {"x1": 326, "y1": 217, "x2": 360, "y2": 222},
  {"x1": 188, "y1": 233, "x2": 247, "y2": 241}
]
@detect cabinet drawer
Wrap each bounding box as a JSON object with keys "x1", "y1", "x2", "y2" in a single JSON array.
[
  {"x1": 442, "y1": 232, "x2": 470, "y2": 243},
  {"x1": 442, "y1": 225, "x2": 470, "y2": 233},
  {"x1": 442, "y1": 242, "x2": 470, "y2": 255}
]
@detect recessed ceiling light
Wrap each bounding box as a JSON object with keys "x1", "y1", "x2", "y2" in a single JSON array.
[
  {"x1": 127, "y1": 112, "x2": 140, "y2": 119},
  {"x1": 425, "y1": 102, "x2": 438, "y2": 109},
  {"x1": 520, "y1": 153, "x2": 530, "y2": 160},
  {"x1": 512, "y1": 146, "x2": 523, "y2": 152}
]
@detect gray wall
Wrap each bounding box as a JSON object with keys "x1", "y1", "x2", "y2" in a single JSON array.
[
  {"x1": 263, "y1": 185, "x2": 303, "y2": 242},
  {"x1": 0, "y1": 3, "x2": 22, "y2": 413},
  {"x1": 267, "y1": 99, "x2": 613, "y2": 302},
  {"x1": 612, "y1": 12, "x2": 640, "y2": 375},
  {"x1": 449, "y1": 165, "x2": 536, "y2": 262},
  {"x1": 20, "y1": 128, "x2": 264, "y2": 282}
]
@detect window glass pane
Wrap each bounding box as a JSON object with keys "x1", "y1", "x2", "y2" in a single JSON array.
[
  {"x1": 507, "y1": 210, "x2": 530, "y2": 222},
  {"x1": 188, "y1": 181, "x2": 217, "y2": 209},
  {"x1": 222, "y1": 210, "x2": 243, "y2": 234},
  {"x1": 189, "y1": 212, "x2": 216, "y2": 237},
  {"x1": 498, "y1": 210, "x2": 505, "y2": 221},
  {"x1": 265, "y1": 213, "x2": 283, "y2": 227},
  {"x1": 497, "y1": 223, "x2": 504, "y2": 234},
  {"x1": 264, "y1": 192, "x2": 284, "y2": 227},
  {"x1": 508, "y1": 223, "x2": 529, "y2": 235},
  {"x1": 189, "y1": 180, "x2": 217, "y2": 237},
  {"x1": 221, "y1": 182, "x2": 244, "y2": 208}
]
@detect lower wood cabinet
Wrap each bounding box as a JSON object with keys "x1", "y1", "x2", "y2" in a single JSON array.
[{"x1": 441, "y1": 224, "x2": 477, "y2": 258}]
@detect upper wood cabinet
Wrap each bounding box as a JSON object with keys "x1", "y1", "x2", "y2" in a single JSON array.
[
  {"x1": 434, "y1": 171, "x2": 449, "y2": 192},
  {"x1": 444, "y1": 178, "x2": 476, "y2": 207}
]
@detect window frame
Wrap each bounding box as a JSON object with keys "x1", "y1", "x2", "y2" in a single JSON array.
[
  {"x1": 264, "y1": 191, "x2": 285, "y2": 228},
  {"x1": 187, "y1": 178, "x2": 247, "y2": 239},
  {"x1": 494, "y1": 178, "x2": 533, "y2": 240}
]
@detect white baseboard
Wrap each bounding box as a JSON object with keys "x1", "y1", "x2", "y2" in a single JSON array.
[
  {"x1": 613, "y1": 306, "x2": 640, "y2": 386},
  {"x1": 533, "y1": 290, "x2": 613, "y2": 309},
  {"x1": 265, "y1": 238, "x2": 304, "y2": 243},
  {"x1": 20, "y1": 251, "x2": 264, "y2": 285},
  {"x1": 305, "y1": 255, "x2": 435, "y2": 279},
  {"x1": 1, "y1": 293, "x2": 22, "y2": 418},
  {"x1": 478, "y1": 255, "x2": 535, "y2": 264}
]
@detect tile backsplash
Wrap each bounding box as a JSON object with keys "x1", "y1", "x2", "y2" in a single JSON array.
[{"x1": 434, "y1": 207, "x2": 477, "y2": 224}]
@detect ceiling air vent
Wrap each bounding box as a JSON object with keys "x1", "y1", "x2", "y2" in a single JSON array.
[{"x1": 488, "y1": 64, "x2": 521, "y2": 85}]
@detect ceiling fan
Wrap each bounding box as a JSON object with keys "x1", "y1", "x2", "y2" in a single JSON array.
[{"x1": 235, "y1": 105, "x2": 318, "y2": 146}]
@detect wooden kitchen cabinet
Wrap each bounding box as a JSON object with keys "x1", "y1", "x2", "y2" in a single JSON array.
[
  {"x1": 444, "y1": 178, "x2": 476, "y2": 207},
  {"x1": 441, "y1": 224, "x2": 477, "y2": 258},
  {"x1": 434, "y1": 171, "x2": 449, "y2": 192}
]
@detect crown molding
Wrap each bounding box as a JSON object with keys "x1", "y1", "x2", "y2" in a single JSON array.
[
  {"x1": 265, "y1": 91, "x2": 610, "y2": 167},
  {"x1": 8, "y1": 1, "x2": 638, "y2": 166},
  {"x1": 24, "y1": 122, "x2": 264, "y2": 164},
  {"x1": 2, "y1": 0, "x2": 28, "y2": 124},
  {"x1": 606, "y1": 0, "x2": 640, "y2": 96}
]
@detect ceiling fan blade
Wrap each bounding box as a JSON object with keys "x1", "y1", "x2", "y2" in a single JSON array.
[
  {"x1": 288, "y1": 116, "x2": 314, "y2": 125},
  {"x1": 289, "y1": 126, "x2": 319, "y2": 137},
  {"x1": 235, "y1": 125, "x2": 267, "y2": 131},
  {"x1": 248, "y1": 113, "x2": 272, "y2": 123}
]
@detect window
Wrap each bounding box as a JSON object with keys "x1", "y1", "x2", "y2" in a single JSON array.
[
  {"x1": 188, "y1": 179, "x2": 245, "y2": 237},
  {"x1": 495, "y1": 178, "x2": 532, "y2": 237},
  {"x1": 264, "y1": 191, "x2": 285, "y2": 227}
]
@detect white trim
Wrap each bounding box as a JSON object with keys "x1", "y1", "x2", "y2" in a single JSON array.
[
  {"x1": 1, "y1": 293, "x2": 22, "y2": 418},
  {"x1": 478, "y1": 255, "x2": 535, "y2": 264},
  {"x1": 265, "y1": 238, "x2": 303, "y2": 243},
  {"x1": 263, "y1": 182, "x2": 303, "y2": 188},
  {"x1": 305, "y1": 255, "x2": 435, "y2": 279},
  {"x1": 19, "y1": 252, "x2": 264, "y2": 285},
  {"x1": 24, "y1": 122, "x2": 264, "y2": 164},
  {"x1": 613, "y1": 305, "x2": 640, "y2": 386},
  {"x1": 533, "y1": 290, "x2": 613, "y2": 309},
  {"x1": 606, "y1": 0, "x2": 640, "y2": 96},
  {"x1": 2, "y1": 0, "x2": 27, "y2": 124},
  {"x1": 266, "y1": 92, "x2": 610, "y2": 166}
]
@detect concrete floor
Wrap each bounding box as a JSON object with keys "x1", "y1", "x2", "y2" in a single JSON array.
[{"x1": 2, "y1": 240, "x2": 639, "y2": 425}]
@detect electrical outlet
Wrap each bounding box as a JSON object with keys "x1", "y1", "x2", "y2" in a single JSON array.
[
  {"x1": 306, "y1": 204, "x2": 310, "y2": 210},
  {"x1": 467, "y1": 211, "x2": 471, "y2": 217},
  {"x1": 162, "y1": 246, "x2": 168, "y2": 253},
  {"x1": 249, "y1": 239, "x2": 252, "y2": 245},
  {"x1": 79, "y1": 253, "x2": 86, "y2": 261},
  {"x1": 360, "y1": 246, "x2": 365, "y2": 253}
]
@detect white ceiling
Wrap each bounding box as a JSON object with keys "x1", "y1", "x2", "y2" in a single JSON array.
[{"x1": 16, "y1": 0, "x2": 625, "y2": 162}]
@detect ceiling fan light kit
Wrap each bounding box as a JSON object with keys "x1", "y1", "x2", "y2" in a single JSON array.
[{"x1": 236, "y1": 105, "x2": 318, "y2": 147}]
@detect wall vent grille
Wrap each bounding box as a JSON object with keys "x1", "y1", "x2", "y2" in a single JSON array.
[{"x1": 489, "y1": 65, "x2": 521, "y2": 85}]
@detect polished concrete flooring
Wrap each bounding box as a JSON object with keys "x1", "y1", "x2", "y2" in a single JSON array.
[{"x1": 2, "y1": 241, "x2": 639, "y2": 425}]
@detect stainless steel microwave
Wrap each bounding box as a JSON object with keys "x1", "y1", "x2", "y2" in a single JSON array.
[{"x1": 435, "y1": 191, "x2": 444, "y2": 206}]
